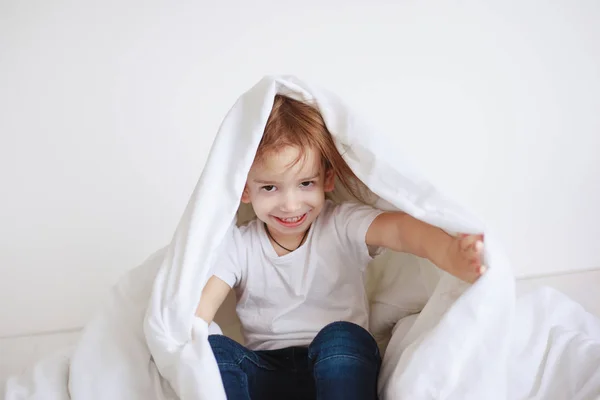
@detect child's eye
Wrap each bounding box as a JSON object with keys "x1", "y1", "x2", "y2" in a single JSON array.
[
  {"x1": 300, "y1": 181, "x2": 314, "y2": 188},
  {"x1": 261, "y1": 185, "x2": 276, "y2": 192}
]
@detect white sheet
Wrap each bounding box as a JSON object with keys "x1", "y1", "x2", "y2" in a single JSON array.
[{"x1": 4, "y1": 75, "x2": 600, "y2": 399}]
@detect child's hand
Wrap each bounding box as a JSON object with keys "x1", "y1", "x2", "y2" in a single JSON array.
[{"x1": 444, "y1": 233, "x2": 486, "y2": 284}]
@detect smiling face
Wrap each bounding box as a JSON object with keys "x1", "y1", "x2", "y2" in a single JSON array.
[{"x1": 241, "y1": 145, "x2": 335, "y2": 240}]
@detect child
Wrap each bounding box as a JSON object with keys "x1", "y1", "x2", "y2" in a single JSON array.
[{"x1": 195, "y1": 94, "x2": 485, "y2": 400}]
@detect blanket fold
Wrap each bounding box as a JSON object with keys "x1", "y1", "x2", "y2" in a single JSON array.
[
  {"x1": 5, "y1": 75, "x2": 600, "y2": 400},
  {"x1": 143, "y1": 75, "x2": 515, "y2": 399}
]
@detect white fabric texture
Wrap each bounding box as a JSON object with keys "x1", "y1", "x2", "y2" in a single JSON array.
[
  {"x1": 4, "y1": 75, "x2": 600, "y2": 399},
  {"x1": 212, "y1": 199, "x2": 383, "y2": 351}
]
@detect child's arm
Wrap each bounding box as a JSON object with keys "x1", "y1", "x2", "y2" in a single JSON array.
[
  {"x1": 366, "y1": 212, "x2": 485, "y2": 283},
  {"x1": 195, "y1": 275, "x2": 231, "y2": 325}
]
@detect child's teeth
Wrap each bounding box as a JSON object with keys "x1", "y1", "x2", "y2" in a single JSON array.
[{"x1": 282, "y1": 214, "x2": 303, "y2": 222}]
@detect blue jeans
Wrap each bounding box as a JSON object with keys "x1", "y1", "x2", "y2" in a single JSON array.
[{"x1": 208, "y1": 321, "x2": 381, "y2": 400}]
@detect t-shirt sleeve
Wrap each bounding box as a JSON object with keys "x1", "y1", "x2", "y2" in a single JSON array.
[
  {"x1": 332, "y1": 201, "x2": 385, "y2": 268},
  {"x1": 210, "y1": 225, "x2": 244, "y2": 289}
]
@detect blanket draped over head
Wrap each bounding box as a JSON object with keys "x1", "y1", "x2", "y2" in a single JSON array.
[{"x1": 5, "y1": 75, "x2": 600, "y2": 400}]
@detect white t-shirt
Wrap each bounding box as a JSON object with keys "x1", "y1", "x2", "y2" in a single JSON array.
[{"x1": 212, "y1": 200, "x2": 384, "y2": 351}]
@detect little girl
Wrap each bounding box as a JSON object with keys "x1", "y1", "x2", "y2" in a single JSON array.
[{"x1": 196, "y1": 94, "x2": 485, "y2": 400}]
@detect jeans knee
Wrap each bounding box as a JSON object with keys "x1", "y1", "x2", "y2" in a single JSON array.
[{"x1": 309, "y1": 321, "x2": 380, "y2": 366}]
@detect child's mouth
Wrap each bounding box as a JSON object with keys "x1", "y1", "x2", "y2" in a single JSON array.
[{"x1": 273, "y1": 212, "x2": 308, "y2": 228}]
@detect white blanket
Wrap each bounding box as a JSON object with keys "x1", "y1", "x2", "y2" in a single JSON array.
[{"x1": 4, "y1": 75, "x2": 600, "y2": 399}]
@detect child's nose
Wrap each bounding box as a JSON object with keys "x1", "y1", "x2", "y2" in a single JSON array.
[{"x1": 280, "y1": 193, "x2": 302, "y2": 213}]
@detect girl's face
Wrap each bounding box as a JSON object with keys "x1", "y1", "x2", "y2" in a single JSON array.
[{"x1": 242, "y1": 146, "x2": 334, "y2": 238}]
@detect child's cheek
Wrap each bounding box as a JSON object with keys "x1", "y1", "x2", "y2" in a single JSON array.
[
  {"x1": 305, "y1": 189, "x2": 324, "y2": 203},
  {"x1": 257, "y1": 194, "x2": 278, "y2": 211}
]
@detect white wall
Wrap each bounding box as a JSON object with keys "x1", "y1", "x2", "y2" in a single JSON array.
[{"x1": 1, "y1": 0, "x2": 599, "y2": 338}]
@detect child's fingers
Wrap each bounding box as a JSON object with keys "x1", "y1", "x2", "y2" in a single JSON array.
[
  {"x1": 478, "y1": 233, "x2": 485, "y2": 245},
  {"x1": 475, "y1": 240, "x2": 484, "y2": 253},
  {"x1": 469, "y1": 252, "x2": 483, "y2": 268},
  {"x1": 458, "y1": 233, "x2": 484, "y2": 238},
  {"x1": 457, "y1": 233, "x2": 484, "y2": 240},
  {"x1": 460, "y1": 235, "x2": 481, "y2": 251}
]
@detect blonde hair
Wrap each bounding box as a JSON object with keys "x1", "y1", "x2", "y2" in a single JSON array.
[{"x1": 255, "y1": 94, "x2": 365, "y2": 201}]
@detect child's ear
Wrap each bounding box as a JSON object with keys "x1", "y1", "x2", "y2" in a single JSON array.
[
  {"x1": 324, "y1": 169, "x2": 335, "y2": 192},
  {"x1": 241, "y1": 184, "x2": 251, "y2": 203}
]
